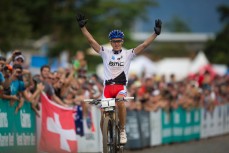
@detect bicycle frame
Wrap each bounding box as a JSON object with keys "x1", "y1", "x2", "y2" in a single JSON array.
[
  {"x1": 84, "y1": 97, "x2": 134, "y2": 153},
  {"x1": 101, "y1": 98, "x2": 121, "y2": 153}
]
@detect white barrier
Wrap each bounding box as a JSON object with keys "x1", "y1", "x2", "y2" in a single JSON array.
[
  {"x1": 200, "y1": 108, "x2": 212, "y2": 139},
  {"x1": 214, "y1": 106, "x2": 224, "y2": 136},
  {"x1": 150, "y1": 109, "x2": 162, "y2": 146},
  {"x1": 200, "y1": 105, "x2": 229, "y2": 139},
  {"x1": 224, "y1": 104, "x2": 229, "y2": 133}
]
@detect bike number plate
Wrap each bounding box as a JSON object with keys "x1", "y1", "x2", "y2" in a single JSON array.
[{"x1": 101, "y1": 99, "x2": 115, "y2": 108}]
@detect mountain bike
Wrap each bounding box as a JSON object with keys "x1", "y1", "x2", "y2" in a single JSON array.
[{"x1": 84, "y1": 97, "x2": 134, "y2": 153}]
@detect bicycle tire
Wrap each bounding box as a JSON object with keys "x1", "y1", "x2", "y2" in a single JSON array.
[
  {"x1": 103, "y1": 116, "x2": 116, "y2": 153},
  {"x1": 119, "y1": 145, "x2": 124, "y2": 153},
  {"x1": 115, "y1": 110, "x2": 125, "y2": 153},
  {"x1": 115, "y1": 110, "x2": 120, "y2": 152}
]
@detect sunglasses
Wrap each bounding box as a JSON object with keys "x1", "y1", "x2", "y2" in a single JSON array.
[
  {"x1": 16, "y1": 71, "x2": 22, "y2": 74},
  {"x1": 110, "y1": 40, "x2": 123, "y2": 43}
]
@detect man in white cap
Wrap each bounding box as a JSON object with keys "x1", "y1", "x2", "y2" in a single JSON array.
[
  {"x1": 6, "y1": 50, "x2": 23, "y2": 65},
  {"x1": 13, "y1": 54, "x2": 25, "y2": 65},
  {"x1": 7, "y1": 50, "x2": 31, "y2": 80}
]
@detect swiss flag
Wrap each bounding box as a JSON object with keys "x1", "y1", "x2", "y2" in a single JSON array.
[{"x1": 39, "y1": 92, "x2": 77, "y2": 153}]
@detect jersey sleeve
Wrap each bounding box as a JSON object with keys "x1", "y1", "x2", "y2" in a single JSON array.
[
  {"x1": 98, "y1": 46, "x2": 111, "y2": 58},
  {"x1": 125, "y1": 48, "x2": 136, "y2": 60},
  {"x1": 98, "y1": 46, "x2": 105, "y2": 56}
]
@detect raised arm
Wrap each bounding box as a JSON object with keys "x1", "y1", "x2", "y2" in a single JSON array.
[
  {"x1": 76, "y1": 13, "x2": 100, "y2": 53},
  {"x1": 134, "y1": 19, "x2": 162, "y2": 55}
]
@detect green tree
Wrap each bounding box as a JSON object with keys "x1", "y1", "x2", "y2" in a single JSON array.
[
  {"x1": 0, "y1": 0, "x2": 158, "y2": 56},
  {"x1": 50, "y1": 0, "x2": 157, "y2": 56},
  {"x1": 204, "y1": 5, "x2": 229, "y2": 66},
  {"x1": 165, "y1": 16, "x2": 191, "y2": 32},
  {"x1": 0, "y1": 0, "x2": 31, "y2": 51}
]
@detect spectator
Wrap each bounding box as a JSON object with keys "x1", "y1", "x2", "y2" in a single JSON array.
[
  {"x1": 35, "y1": 65, "x2": 67, "y2": 106},
  {"x1": 137, "y1": 77, "x2": 154, "y2": 111},
  {"x1": 3, "y1": 64, "x2": 27, "y2": 112},
  {"x1": 0, "y1": 56, "x2": 6, "y2": 92},
  {"x1": 1, "y1": 64, "x2": 18, "y2": 103}
]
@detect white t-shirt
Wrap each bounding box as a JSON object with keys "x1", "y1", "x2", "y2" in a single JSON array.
[{"x1": 99, "y1": 46, "x2": 136, "y2": 84}]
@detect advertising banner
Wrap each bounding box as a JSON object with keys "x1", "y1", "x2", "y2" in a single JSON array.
[
  {"x1": 150, "y1": 109, "x2": 162, "y2": 146},
  {"x1": 183, "y1": 110, "x2": 193, "y2": 141},
  {"x1": 212, "y1": 106, "x2": 223, "y2": 136},
  {"x1": 139, "y1": 110, "x2": 150, "y2": 148},
  {"x1": 172, "y1": 106, "x2": 184, "y2": 142},
  {"x1": 224, "y1": 104, "x2": 229, "y2": 133},
  {"x1": 192, "y1": 108, "x2": 201, "y2": 140},
  {"x1": 0, "y1": 99, "x2": 36, "y2": 153},
  {"x1": 161, "y1": 109, "x2": 173, "y2": 144},
  {"x1": 125, "y1": 110, "x2": 142, "y2": 149}
]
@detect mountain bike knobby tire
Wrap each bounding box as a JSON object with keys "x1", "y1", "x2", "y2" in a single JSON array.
[{"x1": 103, "y1": 116, "x2": 117, "y2": 153}]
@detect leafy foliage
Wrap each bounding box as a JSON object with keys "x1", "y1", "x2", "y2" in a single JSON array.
[
  {"x1": 0, "y1": 0, "x2": 31, "y2": 51},
  {"x1": 165, "y1": 16, "x2": 191, "y2": 32},
  {"x1": 0, "y1": 0, "x2": 157, "y2": 56},
  {"x1": 204, "y1": 5, "x2": 229, "y2": 66}
]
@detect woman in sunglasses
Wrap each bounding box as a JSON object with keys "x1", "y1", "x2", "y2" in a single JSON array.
[{"x1": 76, "y1": 13, "x2": 162, "y2": 144}]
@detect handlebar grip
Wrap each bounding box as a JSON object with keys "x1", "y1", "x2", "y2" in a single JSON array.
[
  {"x1": 124, "y1": 97, "x2": 134, "y2": 100},
  {"x1": 83, "y1": 99, "x2": 94, "y2": 102}
]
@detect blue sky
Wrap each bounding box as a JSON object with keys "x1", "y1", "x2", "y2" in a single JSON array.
[{"x1": 135, "y1": 0, "x2": 229, "y2": 33}]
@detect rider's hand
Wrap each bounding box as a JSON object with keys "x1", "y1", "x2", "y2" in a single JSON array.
[
  {"x1": 154, "y1": 19, "x2": 162, "y2": 35},
  {"x1": 76, "y1": 13, "x2": 88, "y2": 28}
]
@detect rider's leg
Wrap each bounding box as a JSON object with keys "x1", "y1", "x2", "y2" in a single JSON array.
[
  {"x1": 116, "y1": 94, "x2": 126, "y2": 130},
  {"x1": 116, "y1": 93, "x2": 127, "y2": 144}
]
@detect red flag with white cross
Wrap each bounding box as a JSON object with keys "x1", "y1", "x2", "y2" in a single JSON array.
[{"x1": 39, "y1": 92, "x2": 77, "y2": 153}]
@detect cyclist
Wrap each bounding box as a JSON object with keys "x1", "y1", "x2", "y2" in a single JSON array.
[{"x1": 76, "y1": 13, "x2": 161, "y2": 144}]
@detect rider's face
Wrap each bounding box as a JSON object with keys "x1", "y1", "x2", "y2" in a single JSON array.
[{"x1": 110, "y1": 38, "x2": 123, "y2": 51}]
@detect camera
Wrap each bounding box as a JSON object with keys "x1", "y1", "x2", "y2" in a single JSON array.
[
  {"x1": 3, "y1": 65, "x2": 12, "y2": 73},
  {"x1": 14, "y1": 51, "x2": 22, "y2": 56}
]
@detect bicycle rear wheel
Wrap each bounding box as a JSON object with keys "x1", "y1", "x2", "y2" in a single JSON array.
[{"x1": 103, "y1": 116, "x2": 116, "y2": 153}]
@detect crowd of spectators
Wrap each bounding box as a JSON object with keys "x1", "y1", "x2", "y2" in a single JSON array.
[
  {"x1": 0, "y1": 50, "x2": 228, "y2": 117},
  {"x1": 126, "y1": 70, "x2": 228, "y2": 114}
]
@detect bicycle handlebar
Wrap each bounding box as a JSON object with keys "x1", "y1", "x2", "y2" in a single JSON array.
[{"x1": 83, "y1": 97, "x2": 134, "y2": 104}]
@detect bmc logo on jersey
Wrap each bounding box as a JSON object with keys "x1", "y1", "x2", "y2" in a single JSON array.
[{"x1": 109, "y1": 61, "x2": 124, "y2": 66}]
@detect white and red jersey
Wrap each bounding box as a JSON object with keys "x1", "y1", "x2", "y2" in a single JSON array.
[{"x1": 99, "y1": 46, "x2": 136, "y2": 85}]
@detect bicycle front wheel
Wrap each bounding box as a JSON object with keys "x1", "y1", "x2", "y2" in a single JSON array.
[{"x1": 103, "y1": 116, "x2": 116, "y2": 153}]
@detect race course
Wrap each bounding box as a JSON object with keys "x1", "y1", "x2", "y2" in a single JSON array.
[{"x1": 125, "y1": 134, "x2": 229, "y2": 153}]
